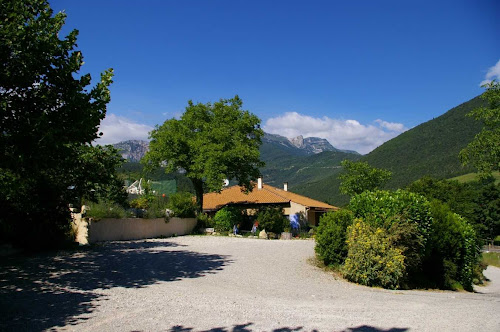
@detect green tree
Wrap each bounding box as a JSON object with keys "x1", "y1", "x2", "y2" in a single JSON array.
[
  {"x1": 143, "y1": 96, "x2": 264, "y2": 213},
  {"x1": 460, "y1": 80, "x2": 500, "y2": 178},
  {"x1": 315, "y1": 209, "x2": 354, "y2": 266},
  {"x1": 257, "y1": 205, "x2": 288, "y2": 234},
  {"x1": 0, "y1": 0, "x2": 116, "y2": 248},
  {"x1": 338, "y1": 160, "x2": 392, "y2": 197}
]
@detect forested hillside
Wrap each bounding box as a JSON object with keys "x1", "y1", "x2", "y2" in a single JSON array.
[{"x1": 292, "y1": 95, "x2": 486, "y2": 206}]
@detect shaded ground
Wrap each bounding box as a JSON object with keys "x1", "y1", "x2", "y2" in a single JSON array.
[
  {"x1": 0, "y1": 240, "x2": 230, "y2": 331},
  {"x1": 1, "y1": 236, "x2": 499, "y2": 331}
]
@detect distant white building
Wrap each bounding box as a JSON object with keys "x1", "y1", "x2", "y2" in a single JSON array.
[{"x1": 126, "y1": 179, "x2": 146, "y2": 195}]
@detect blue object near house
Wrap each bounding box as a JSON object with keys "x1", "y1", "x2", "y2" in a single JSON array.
[{"x1": 289, "y1": 213, "x2": 300, "y2": 230}]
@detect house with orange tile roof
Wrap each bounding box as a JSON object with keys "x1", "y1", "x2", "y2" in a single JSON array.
[{"x1": 203, "y1": 178, "x2": 338, "y2": 226}]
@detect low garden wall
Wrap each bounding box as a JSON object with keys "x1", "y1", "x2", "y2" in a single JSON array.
[{"x1": 73, "y1": 214, "x2": 196, "y2": 244}]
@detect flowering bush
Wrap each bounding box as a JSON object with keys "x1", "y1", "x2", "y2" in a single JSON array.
[{"x1": 342, "y1": 220, "x2": 406, "y2": 289}]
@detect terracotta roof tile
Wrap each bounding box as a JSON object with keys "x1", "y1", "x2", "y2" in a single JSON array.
[
  {"x1": 263, "y1": 186, "x2": 338, "y2": 210},
  {"x1": 203, "y1": 184, "x2": 337, "y2": 211}
]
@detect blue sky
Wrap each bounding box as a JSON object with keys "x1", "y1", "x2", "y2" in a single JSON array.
[{"x1": 52, "y1": 0, "x2": 499, "y2": 154}]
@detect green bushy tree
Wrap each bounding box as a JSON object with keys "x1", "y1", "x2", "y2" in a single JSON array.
[
  {"x1": 407, "y1": 176, "x2": 500, "y2": 244},
  {"x1": 213, "y1": 207, "x2": 242, "y2": 232},
  {"x1": 168, "y1": 192, "x2": 196, "y2": 218},
  {"x1": 0, "y1": 0, "x2": 118, "y2": 249},
  {"x1": 460, "y1": 80, "x2": 500, "y2": 179},
  {"x1": 424, "y1": 200, "x2": 480, "y2": 290},
  {"x1": 338, "y1": 160, "x2": 392, "y2": 197},
  {"x1": 315, "y1": 209, "x2": 354, "y2": 266},
  {"x1": 257, "y1": 206, "x2": 287, "y2": 234},
  {"x1": 143, "y1": 96, "x2": 264, "y2": 213}
]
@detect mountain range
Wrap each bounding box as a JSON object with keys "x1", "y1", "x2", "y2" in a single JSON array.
[
  {"x1": 114, "y1": 94, "x2": 486, "y2": 206},
  {"x1": 114, "y1": 133, "x2": 357, "y2": 163}
]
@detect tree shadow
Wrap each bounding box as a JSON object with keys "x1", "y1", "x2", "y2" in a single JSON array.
[
  {"x1": 341, "y1": 326, "x2": 409, "y2": 332},
  {"x1": 168, "y1": 324, "x2": 408, "y2": 332},
  {"x1": 169, "y1": 323, "x2": 304, "y2": 332},
  {"x1": 0, "y1": 239, "x2": 231, "y2": 331}
]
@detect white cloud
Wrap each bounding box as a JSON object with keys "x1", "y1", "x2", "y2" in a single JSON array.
[
  {"x1": 480, "y1": 59, "x2": 500, "y2": 86},
  {"x1": 375, "y1": 119, "x2": 406, "y2": 132},
  {"x1": 95, "y1": 113, "x2": 154, "y2": 145},
  {"x1": 263, "y1": 112, "x2": 408, "y2": 154}
]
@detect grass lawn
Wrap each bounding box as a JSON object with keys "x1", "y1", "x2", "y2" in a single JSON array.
[
  {"x1": 450, "y1": 171, "x2": 500, "y2": 184},
  {"x1": 482, "y1": 252, "x2": 500, "y2": 268}
]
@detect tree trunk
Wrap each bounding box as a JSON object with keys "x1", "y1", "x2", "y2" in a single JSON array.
[{"x1": 191, "y1": 178, "x2": 204, "y2": 214}]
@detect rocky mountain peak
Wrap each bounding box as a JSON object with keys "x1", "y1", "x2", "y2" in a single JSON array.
[
  {"x1": 113, "y1": 140, "x2": 149, "y2": 162},
  {"x1": 289, "y1": 135, "x2": 305, "y2": 148}
]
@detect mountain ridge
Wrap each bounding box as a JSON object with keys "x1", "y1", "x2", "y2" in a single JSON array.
[{"x1": 114, "y1": 133, "x2": 359, "y2": 162}]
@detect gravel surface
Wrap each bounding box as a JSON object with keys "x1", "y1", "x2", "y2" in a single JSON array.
[{"x1": 1, "y1": 236, "x2": 499, "y2": 331}]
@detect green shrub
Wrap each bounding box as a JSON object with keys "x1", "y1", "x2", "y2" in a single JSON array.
[
  {"x1": 168, "y1": 192, "x2": 196, "y2": 218},
  {"x1": 349, "y1": 190, "x2": 432, "y2": 273},
  {"x1": 423, "y1": 200, "x2": 480, "y2": 290},
  {"x1": 257, "y1": 205, "x2": 288, "y2": 234},
  {"x1": 349, "y1": 190, "x2": 432, "y2": 243},
  {"x1": 494, "y1": 235, "x2": 500, "y2": 246},
  {"x1": 214, "y1": 207, "x2": 241, "y2": 232},
  {"x1": 86, "y1": 201, "x2": 127, "y2": 219},
  {"x1": 195, "y1": 213, "x2": 214, "y2": 233},
  {"x1": 342, "y1": 220, "x2": 406, "y2": 289},
  {"x1": 129, "y1": 196, "x2": 150, "y2": 209},
  {"x1": 315, "y1": 209, "x2": 354, "y2": 266}
]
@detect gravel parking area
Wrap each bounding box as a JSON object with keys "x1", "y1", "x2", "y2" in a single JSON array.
[{"x1": 1, "y1": 236, "x2": 499, "y2": 331}]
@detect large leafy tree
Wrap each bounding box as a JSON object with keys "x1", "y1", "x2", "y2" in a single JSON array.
[
  {"x1": 0, "y1": 0, "x2": 118, "y2": 248},
  {"x1": 143, "y1": 96, "x2": 264, "y2": 213},
  {"x1": 460, "y1": 80, "x2": 500, "y2": 178},
  {"x1": 338, "y1": 160, "x2": 392, "y2": 197}
]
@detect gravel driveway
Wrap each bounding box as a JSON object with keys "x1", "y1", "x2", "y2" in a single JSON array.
[{"x1": 1, "y1": 236, "x2": 499, "y2": 331}]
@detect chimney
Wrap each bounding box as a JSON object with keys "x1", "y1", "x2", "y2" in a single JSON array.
[
  {"x1": 257, "y1": 177, "x2": 263, "y2": 190},
  {"x1": 284, "y1": 182, "x2": 288, "y2": 191}
]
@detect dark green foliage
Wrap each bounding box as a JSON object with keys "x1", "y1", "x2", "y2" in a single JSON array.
[
  {"x1": 407, "y1": 176, "x2": 500, "y2": 243},
  {"x1": 423, "y1": 201, "x2": 480, "y2": 291},
  {"x1": 213, "y1": 207, "x2": 241, "y2": 232},
  {"x1": 315, "y1": 209, "x2": 355, "y2": 266},
  {"x1": 338, "y1": 160, "x2": 392, "y2": 197},
  {"x1": 0, "y1": 0, "x2": 116, "y2": 249},
  {"x1": 473, "y1": 182, "x2": 500, "y2": 243},
  {"x1": 342, "y1": 220, "x2": 406, "y2": 289},
  {"x1": 460, "y1": 81, "x2": 500, "y2": 178},
  {"x1": 195, "y1": 213, "x2": 214, "y2": 233},
  {"x1": 407, "y1": 177, "x2": 476, "y2": 220},
  {"x1": 257, "y1": 206, "x2": 288, "y2": 234},
  {"x1": 168, "y1": 192, "x2": 196, "y2": 218},
  {"x1": 86, "y1": 202, "x2": 127, "y2": 219}
]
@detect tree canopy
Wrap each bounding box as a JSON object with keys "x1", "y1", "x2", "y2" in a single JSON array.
[
  {"x1": 460, "y1": 80, "x2": 500, "y2": 178},
  {"x1": 338, "y1": 160, "x2": 392, "y2": 197},
  {"x1": 143, "y1": 96, "x2": 264, "y2": 212},
  {"x1": 0, "y1": 0, "x2": 119, "y2": 248}
]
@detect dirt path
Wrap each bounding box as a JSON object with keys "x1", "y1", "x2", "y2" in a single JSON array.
[{"x1": 1, "y1": 236, "x2": 499, "y2": 331}]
